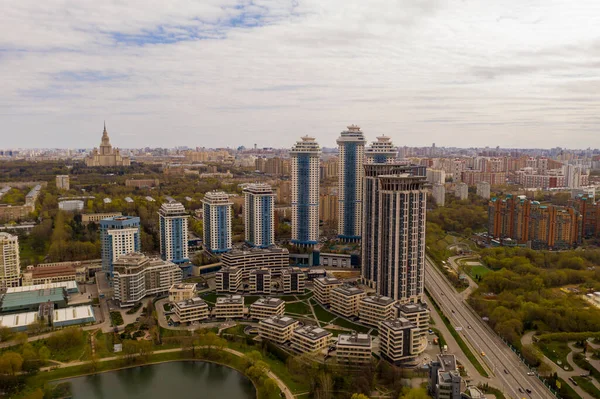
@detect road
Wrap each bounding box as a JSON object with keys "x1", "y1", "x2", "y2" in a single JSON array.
[{"x1": 425, "y1": 258, "x2": 555, "y2": 399}]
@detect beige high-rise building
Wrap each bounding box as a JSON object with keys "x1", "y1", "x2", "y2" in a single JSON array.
[
  {"x1": 85, "y1": 123, "x2": 131, "y2": 167},
  {"x1": 0, "y1": 233, "x2": 20, "y2": 288},
  {"x1": 55, "y1": 175, "x2": 70, "y2": 191},
  {"x1": 319, "y1": 193, "x2": 339, "y2": 223},
  {"x1": 432, "y1": 183, "x2": 446, "y2": 207}
]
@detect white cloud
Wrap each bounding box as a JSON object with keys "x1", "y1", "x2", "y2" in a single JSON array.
[{"x1": 1, "y1": 0, "x2": 600, "y2": 149}]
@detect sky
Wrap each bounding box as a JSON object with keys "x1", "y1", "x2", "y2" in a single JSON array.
[{"x1": 1, "y1": 0, "x2": 600, "y2": 149}]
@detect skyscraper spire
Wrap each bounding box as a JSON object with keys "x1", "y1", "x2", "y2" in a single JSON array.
[{"x1": 104, "y1": 120, "x2": 107, "y2": 134}]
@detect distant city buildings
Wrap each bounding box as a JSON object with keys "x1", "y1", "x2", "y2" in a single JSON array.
[
  {"x1": 337, "y1": 125, "x2": 366, "y2": 241},
  {"x1": 476, "y1": 181, "x2": 491, "y2": 200},
  {"x1": 159, "y1": 201, "x2": 189, "y2": 264},
  {"x1": 100, "y1": 216, "x2": 141, "y2": 275},
  {"x1": 202, "y1": 191, "x2": 233, "y2": 254},
  {"x1": 85, "y1": 123, "x2": 130, "y2": 167},
  {"x1": 454, "y1": 183, "x2": 468, "y2": 200},
  {"x1": 243, "y1": 183, "x2": 275, "y2": 248},
  {"x1": 290, "y1": 136, "x2": 320, "y2": 246},
  {"x1": 0, "y1": 233, "x2": 20, "y2": 288},
  {"x1": 432, "y1": 183, "x2": 446, "y2": 207}
]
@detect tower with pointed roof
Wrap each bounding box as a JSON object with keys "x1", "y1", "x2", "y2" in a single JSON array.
[{"x1": 85, "y1": 122, "x2": 131, "y2": 167}]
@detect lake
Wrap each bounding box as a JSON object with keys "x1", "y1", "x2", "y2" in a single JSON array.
[{"x1": 56, "y1": 361, "x2": 256, "y2": 399}]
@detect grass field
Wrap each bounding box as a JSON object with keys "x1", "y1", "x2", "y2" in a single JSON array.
[
  {"x1": 573, "y1": 377, "x2": 600, "y2": 399},
  {"x1": 285, "y1": 301, "x2": 311, "y2": 315},
  {"x1": 465, "y1": 264, "x2": 492, "y2": 279},
  {"x1": 538, "y1": 341, "x2": 572, "y2": 370},
  {"x1": 310, "y1": 300, "x2": 337, "y2": 323}
]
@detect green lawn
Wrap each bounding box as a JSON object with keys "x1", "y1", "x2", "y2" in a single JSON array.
[
  {"x1": 200, "y1": 292, "x2": 220, "y2": 304},
  {"x1": 285, "y1": 301, "x2": 311, "y2": 315},
  {"x1": 465, "y1": 264, "x2": 491, "y2": 279},
  {"x1": 557, "y1": 378, "x2": 583, "y2": 399},
  {"x1": 310, "y1": 300, "x2": 336, "y2": 323},
  {"x1": 329, "y1": 317, "x2": 370, "y2": 333},
  {"x1": 296, "y1": 291, "x2": 314, "y2": 300},
  {"x1": 538, "y1": 341, "x2": 572, "y2": 370},
  {"x1": 573, "y1": 377, "x2": 600, "y2": 399}
]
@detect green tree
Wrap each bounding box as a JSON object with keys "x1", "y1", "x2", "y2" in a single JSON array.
[
  {"x1": 351, "y1": 394, "x2": 370, "y2": 399},
  {"x1": 0, "y1": 352, "x2": 24, "y2": 375}
]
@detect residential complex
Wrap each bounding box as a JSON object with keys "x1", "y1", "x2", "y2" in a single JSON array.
[
  {"x1": 243, "y1": 183, "x2": 275, "y2": 248},
  {"x1": 258, "y1": 315, "x2": 298, "y2": 344},
  {"x1": 0, "y1": 233, "x2": 20, "y2": 288},
  {"x1": 100, "y1": 216, "x2": 141, "y2": 275},
  {"x1": 215, "y1": 266, "x2": 243, "y2": 293},
  {"x1": 112, "y1": 253, "x2": 182, "y2": 307},
  {"x1": 214, "y1": 295, "x2": 244, "y2": 319},
  {"x1": 330, "y1": 284, "x2": 366, "y2": 317},
  {"x1": 476, "y1": 181, "x2": 491, "y2": 200},
  {"x1": 250, "y1": 297, "x2": 285, "y2": 320},
  {"x1": 221, "y1": 247, "x2": 289, "y2": 278},
  {"x1": 488, "y1": 195, "x2": 582, "y2": 249},
  {"x1": 454, "y1": 182, "x2": 468, "y2": 200},
  {"x1": 159, "y1": 201, "x2": 189, "y2": 264},
  {"x1": 290, "y1": 136, "x2": 321, "y2": 246},
  {"x1": 336, "y1": 332, "x2": 372, "y2": 365},
  {"x1": 359, "y1": 294, "x2": 396, "y2": 327},
  {"x1": 337, "y1": 125, "x2": 366, "y2": 241},
  {"x1": 202, "y1": 191, "x2": 233, "y2": 253},
  {"x1": 379, "y1": 318, "x2": 420, "y2": 365},
  {"x1": 249, "y1": 268, "x2": 272, "y2": 294},
  {"x1": 281, "y1": 267, "x2": 305, "y2": 294},
  {"x1": 173, "y1": 297, "x2": 209, "y2": 324},
  {"x1": 429, "y1": 354, "x2": 462, "y2": 399},
  {"x1": 291, "y1": 325, "x2": 332, "y2": 354},
  {"x1": 313, "y1": 276, "x2": 342, "y2": 305},
  {"x1": 168, "y1": 283, "x2": 196, "y2": 302}
]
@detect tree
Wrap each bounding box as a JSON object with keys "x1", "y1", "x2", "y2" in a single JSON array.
[
  {"x1": 263, "y1": 378, "x2": 278, "y2": 396},
  {"x1": 351, "y1": 394, "x2": 370, "y2": 399},
  {"x1": 0, "y1": 352, "x2": 24, "y2": 375},
  {"x1": 400, "y1": 387, "x2": 430, "y2": 399},
  {"x1": 0, "y1": 326, "x2": 14, "y2": 343},
  {"x1": 538, "y1": 361, "x2": 554, "y2": 377},
  {"x1": 521, "y1": 344, "x2": 543, "y2": 367},
  {"x1": 38, "y1": 346, "x2": 51, "y2": 363}
]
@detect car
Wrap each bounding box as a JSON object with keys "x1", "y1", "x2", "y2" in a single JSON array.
[
  {"x1": 527, "y1": 372, "x2": 535, "y2": 376},
  {"x1": 504, "y1": 369, "x2": 508, "y2": 374},
  {"x1": 451, "y1": 309, "x2": 455, "y2": 313},
  {"x1": 518, "y1": 388, "x2": 524, "y2": 393},
  {"x1": 481, "y1": 352, "x2": 485, "y2": 356},
  {"x1": 526, "y1": 389, "x2": 532, "y2": 394},
  {"x1": 468, "y1": 325, "x2": 472, "y2": 329}
]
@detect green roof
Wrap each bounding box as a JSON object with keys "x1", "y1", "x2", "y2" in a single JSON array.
[{"x1": 1, "y1": 288, "x2": 66, "y2": 311}]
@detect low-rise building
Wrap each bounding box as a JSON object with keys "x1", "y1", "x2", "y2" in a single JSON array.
[
  {"x1": 330, "y1": 284, "x2": 366, "y2": 317},
  {"x1": 112, "y1": 253, "x2": 182, "y2": 307},
  {"x1": 336, "y1": 332, "x2": 372, "y2": 365},
  {"x1": 81, "y1": 212, "x2": 122, "y2": 225},
  {"x1": 379, "y1": 317, "x2": 419, "y2": 365},
  {"x1": 215, "y1": 266, "x2": 243, "y2": 293},
  {"x1": 291, "y1": 325, "x2": 332, "y2": 354},
  {"x1": 313, "y1": 276, "x2": 342, "y2": 305},
  {"x1": 52, "y1": 305, "x2": 96, "y2": 328},
  {"x1": 22, "y1": 264, "x2": 77, "y2": 286},
  {"x1": 214, "y1": 295, "x2": 244, "y2": 319},
  {"x1": 319, "y1": 253, "x2": 352, "y2": 268},
  {"x1": 0, "y1": 288, "x2": 68, "y2": 313},
  {"x1": 249, "y1": 268, "x2": 272, "y2": 294},
  {"x1": 281, "y1": 267, "x2": 305, "y2": 294},
  {"x1": 58, "y1": 200, "x2": 84, "y2": 212},
  {"x1": 173, "y1": 297, "x2": 209, "y2": 324},
  {"x1": 168, "y1": 283, "x2": 196, "y2": 302},
  {"x1": 55, "y1": 175, "x2": 70, "y2": 191},
  {"x1": 396, "y1": 302, "x2": 429, "y2": 356},
  {"x1": 429, "y1": 354, "x2": 462, "y2": 399},
  {"x1": 221, "y1": 247, "x2": 289, "y2": 278},
  {"x1": 249, "y1": 297, "x2": 285, "y2": 320},
  {"x1": 258, "y1": 315, "x2": 298, "y2": 344},
  {"x1": 359, "y1": 295, "x2": 396, "y2": 327}
]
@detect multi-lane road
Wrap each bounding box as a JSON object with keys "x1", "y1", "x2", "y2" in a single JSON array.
[{"x1": 425, "y1": 258, "x2": 556, "y2": 399}]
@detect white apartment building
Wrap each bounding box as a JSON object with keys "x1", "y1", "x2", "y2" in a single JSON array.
[
  {"x1": 396, "y1": 302, "x2": 429, "y2": 356},
  {"x1": 250, "y1": 297, "x2": 285, "y2": 320},
  {"x1": 202, "y1": 191, "x2": 233, "y2": 254},
  {"x1": 291, "y1": 325, "x2": 332, "y2": 354},
  {"x1": 258, "y1": 315, "x2": 298, "y2": 344},
  {"x1": 159, "y1": 201, "x2": 189, "y2": 264},
  {"x1": 454, "y1": 183, "x2": 468, "y2": 200},
  {"x1": 426, "y1": 169, "x2": 446, "y2": 185},
  {"x1": 243, "y1": 183, "x2": 275, "y2": 248},
  {"x1": 379, "y1": 317, "x2": 419, "y2": 365},
  {"x1": 313, "y1": 276, "x2": 342, "y2": 305},
  {"x1": 0, "y1": 233, "x2": 20, "y2": 288},
  {"x1": 359, "y1": 295, "x2": 396, "y2": 327},
  {"x1": 173, "y1": 297, "x2": 209, "y2": 324},
  {"x1": 112, "y1": 253, "x2": 182, "y2": 307},
  {"x1": 168, "y1": 283, "x2": 196, "y2": 302},
  {"x1": 432, "y1": 183, "x2": 446, "y2": 207},
  {"x1": 290, "y1": 136, "x2": 321, "y2": 246},
  {"x1": 281, "y1": 267, "x2": 305, "y2": 294},
  {"x1": 336, "y1": 333, "x2": 372, "y2": 365},
  {"x1": 214, "y1": 295, "x2": 244, "y2": 319},
  {"x1": 476, "y1": 181, "x2": 490, "y2": 200},
  {"x1": 330, "y1": 284, "x2": 366, "y2": 317},
  {"x1": 249, "y1": 268, "x2": 272, "y2": 294}
]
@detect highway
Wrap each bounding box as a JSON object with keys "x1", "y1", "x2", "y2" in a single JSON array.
[{"x1": 425, "y1": 259, "x2": 556, "y2": 399}]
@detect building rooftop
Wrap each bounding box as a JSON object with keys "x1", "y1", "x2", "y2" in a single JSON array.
[
  {"x1": 252, "y1": 297, "x2": 284, "y2": 308},
  {"x1": 53, "y1": 305, "x2": 96, "y2": 324},
  {"x1": 7, "y1": 280, "x2": 78, "y2": 294},
  {"x1": 170, "y1": 283, "x2": 196, "y2": 291},
  {"x1": 333, "y1": 284, "x2": 365, "y2": 297},
  {"x1": 250, "y1": 268, "x2": 271, "y2": 276},
  {"x1": 315, "y1": 277, "x2": 342, "y2": 286},
  {"x1": 218, "y1": 266, "x2": 241, "y2": 274},
  {"x1": 437, "y1": 354, "x2": 457, "y2": 371},
  {"x1": 380, "y1": 317, "x2": 416, "y2": 331},
  {"x1": 224, "y1": 247, "x2": 289, "y2": 257},
  {"x1": 176, "y1": 297, "x2": 208, "y2": 309},
  {"x1": 216, "y1": 295, "x2": 244, "y2": 305},
  {"x1": 261, "y1": 315, "x2": 297, "y2": 328},
  {"x1": 294, "y1": 325, "x2": 331, "y2": 340},
  {"x1": 29, "y1": 265, "x2": 76, "y2": 279},
  {"x1": 1, "y1": 288, "x2": 67, "y2": 310},
  {"x1": 361, "y1": 294, "x2": 395, "y2": 306},
  {"x1": 396, "y1": 302, "x2": 428, "y2": 314},
  {"x1": 337, "y1": 332, "x2": 372, "y2": 347},
  {"x1": 0, "y1": 311, "x2": 38, "y2": 329}
]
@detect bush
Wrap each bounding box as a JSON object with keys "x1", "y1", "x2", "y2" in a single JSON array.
[{"x1": 110, "y1": 312, "x2": 124, "y2": 326}]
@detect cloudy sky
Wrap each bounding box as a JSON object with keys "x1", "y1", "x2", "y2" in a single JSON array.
[{"x1": 1, "y1": 0, "x2": 600, "y2": 149}]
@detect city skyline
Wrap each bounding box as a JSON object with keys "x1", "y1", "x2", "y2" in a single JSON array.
[{"x1": 2, "y1": 1, "x2": 600, "y2": 149}]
